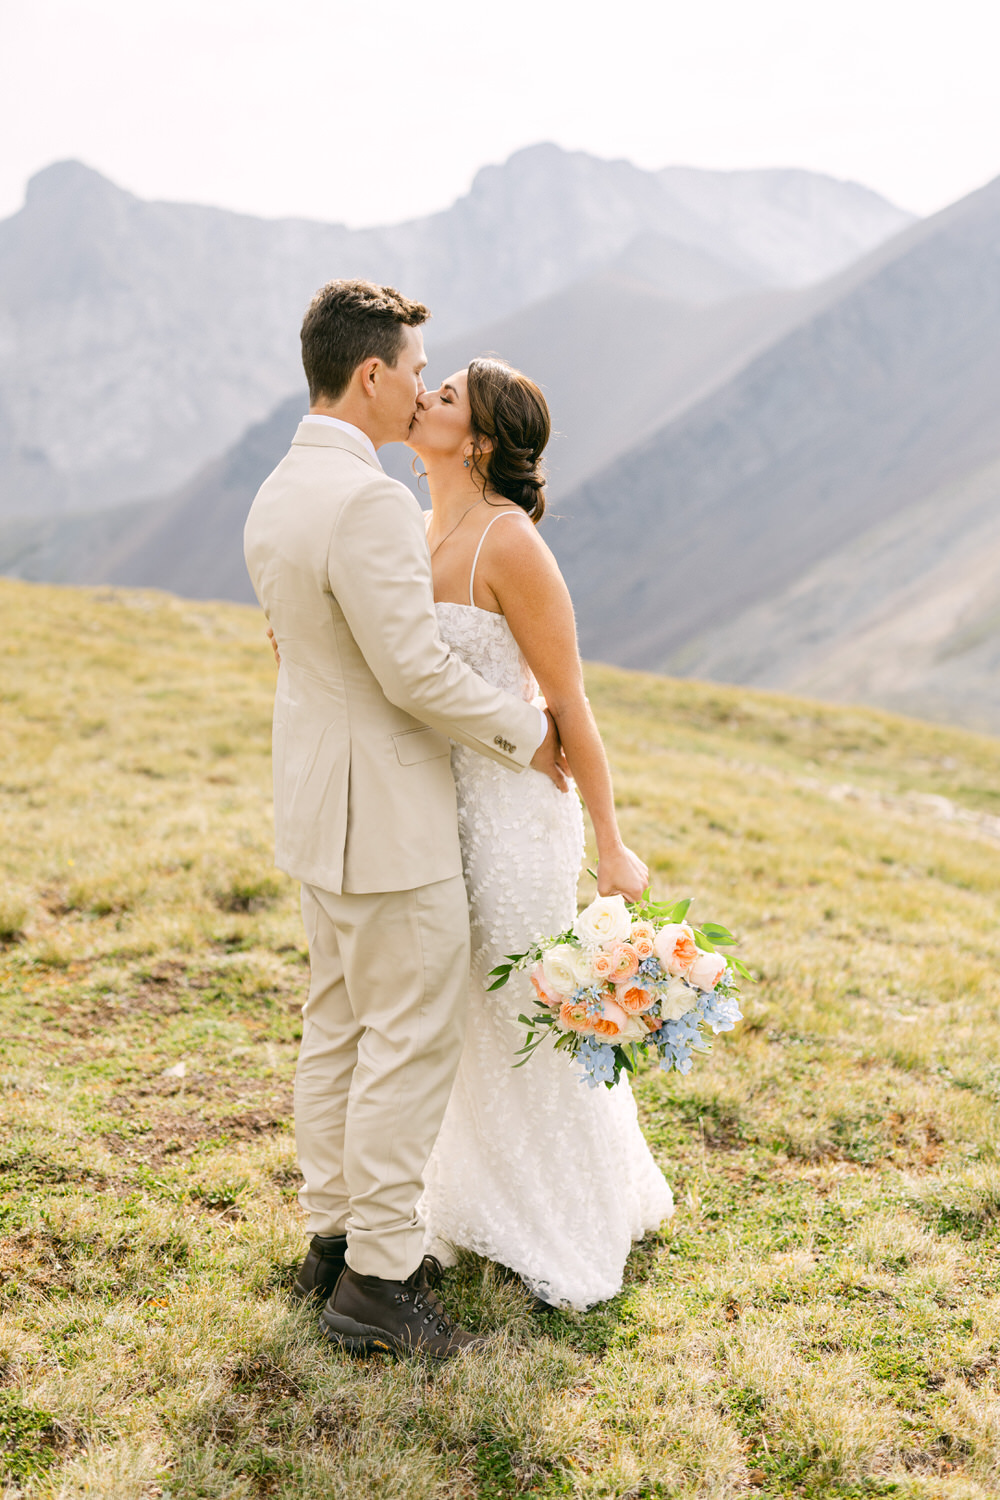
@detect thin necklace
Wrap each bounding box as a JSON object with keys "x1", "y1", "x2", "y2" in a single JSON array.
[{"x1": 429, "y1": 496, "x2": 485, "y2": 557}]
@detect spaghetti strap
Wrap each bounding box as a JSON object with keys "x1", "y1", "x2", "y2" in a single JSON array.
[{"x1": 469, "y1": 510, "x2": 524, "y2": 606}]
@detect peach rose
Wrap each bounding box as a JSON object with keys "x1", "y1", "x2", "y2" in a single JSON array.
[
  {"x1": 594, "y1": 1001, "x2": 651, "y2": 1043},
  {"x1": 530, "y1": 961, "x2": 562, "y2": 1009},
  {"x1": 608, "y1": 942, "x2": 640, "y2": 983},
  {"x1": 654, "y1": 922, "x2": 699, "y2": 976},
  {"x1": 614, "y1": 980, "x2": 656, "y2": 1014},
  {"x1": 687, "y1": 950, "x2": 727, "y2": 992},
  {"x1": 558, "y1": 999, "x2": 596, "y2": 1034},
  {"x1": 588, "y1": 997, "x2": 624, "y2": 1038},
  {"x1": 629, "y1": 921, "x2": 656, "y2": 960},
  {"x1": 588, "y1": 948, "x2": 619, "y2": 982}
]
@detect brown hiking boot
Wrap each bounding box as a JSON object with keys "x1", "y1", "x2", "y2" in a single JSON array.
[
  {"x1": 319, "y1": 1262, "x2": 483, "y2": 1359},
  {"x1": 291, "y1": 1233, "x2": 348, "y2": 1304}
]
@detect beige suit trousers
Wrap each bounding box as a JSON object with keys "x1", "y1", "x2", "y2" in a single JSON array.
[{"x1": 295, "y1": 874, "x2": 471, "y2": 1280}]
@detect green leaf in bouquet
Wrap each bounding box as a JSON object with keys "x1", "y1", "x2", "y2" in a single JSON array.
[
  {"x1": 665, "y1": 897, "x2": 693, "y2": 922},
  {"x1": 487, "y1": 969, "x2": 511, "y2": 991},
  {"x1": 692, "y1": 927, "x2": 717, "y2": 952},
  {"x1": 513, "y1": 1041, "x2": 545, "y2": 1068},
  {"x1": 700, "y1": 922, "x2": 737, "y2": 945},
  {"x1": 729, "y1": 956, "x2": 753, "y2": 980}
]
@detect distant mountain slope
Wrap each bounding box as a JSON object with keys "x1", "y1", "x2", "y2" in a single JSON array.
[
  {"x1": 671, "y1": 456, "x2": 1000, "y2": 733},
  {"x1": 413, "y1": 273, "x2": 822, "y2": 494},
  {"x1": 0, "y1": 266, "x2": 826, "y2": 601},
  {"x1": 0, "y1": 145, "x2": 912, "y2": 517},
  {"x1": 555, "y1": 174, "x2": 1000, "y2": 694},
  {"x1": 657, "y1": 165, "x2": 914, "y2": 286},
  {"x1": 0, "y1": 395, "x2": 304, "y2": 603}
]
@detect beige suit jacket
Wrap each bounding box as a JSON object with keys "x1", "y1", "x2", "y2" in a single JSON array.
[{"x1": 244, "y1": 421, "x2": 542, "y2": 895}]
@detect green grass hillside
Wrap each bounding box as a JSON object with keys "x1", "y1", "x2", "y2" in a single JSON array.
[{"x1": 2, "y1": 577, "x2": 1000, "y2": 1500}]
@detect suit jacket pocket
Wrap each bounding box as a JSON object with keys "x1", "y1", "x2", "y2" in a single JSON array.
[{"x1": 392, "y1": 726, "x2": 452, "y2": 766}]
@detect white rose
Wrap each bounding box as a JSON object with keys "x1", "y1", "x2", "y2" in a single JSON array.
[
  {"x1": 571, "y1": 945, "x2": 602, "y2": 986},
  {"x1": 573, "y1": 895, "x2": 631, "y2": 947},
  {"x1": 615, "y1": 1012, "x2": 650, "y2": 1043},
  {"x1": 659, "y1": 975, "x2": 696, "y2": 1021},
  {"x1": 541, "y1": 943, "x2": 583, "y2": 996}
]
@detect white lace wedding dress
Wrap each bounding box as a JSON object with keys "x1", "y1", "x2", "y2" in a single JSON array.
[{"x1": 419, "y1": 517, "x2": 674, "y2": 1309}]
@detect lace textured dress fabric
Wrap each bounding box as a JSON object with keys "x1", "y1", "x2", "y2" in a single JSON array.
[{"x1": 420, "y1": 578, "x2": 674, "y2": 1309}]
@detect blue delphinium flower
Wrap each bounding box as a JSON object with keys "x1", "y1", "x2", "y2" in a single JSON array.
[
  {"x1": 657, "y1": 1039, "x2": 694, "y2": 1074},
  {"x1": 698, "y1": 990, "x2": 743, "y2": 1033},
  {"x1": 662, "y1": 1012, "x2": 704, "y2": 1049},
  {"x1": 638, "y1": 956, "x2": 662, "y2": 980},
  {"x1": 577, "y1": 1039, "x2": 618, "y2": 1088},
  {"x1": 572, "y1": 984, "x2": 606, "y2": 1018}
]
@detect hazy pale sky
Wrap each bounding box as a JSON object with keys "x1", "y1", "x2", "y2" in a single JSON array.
[{"x1": 3, "y1": 0, "x2": 999, "y2": 226}]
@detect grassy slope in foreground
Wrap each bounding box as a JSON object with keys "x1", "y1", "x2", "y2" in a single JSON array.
[{"x1": 2, "y1": 576, "x2": 1000, "y2": 1500}]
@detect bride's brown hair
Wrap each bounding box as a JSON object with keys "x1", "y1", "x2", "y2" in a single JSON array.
[{"x1": 466, "y1": 358, "x2": 550, "y2": 522}]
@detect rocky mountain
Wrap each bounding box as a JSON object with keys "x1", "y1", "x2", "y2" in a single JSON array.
[
  {"x1": 669, "y1": 456, "x2": 1000, "y2": 733},
  {"x1": 0, "y1": 267, "x2": 826, "y2": 600},
  {"x1": 0, "y1": 395, "x2": 304, "y2": 604},
  {"x1": 656, "y1": 165, "x2": 913, "y2": 286},
  {"x1": 0, "y1": 146, "x2": 911, "y2": 517},
  {"x1": 554, "y1": 173, "x2": 1000, "y2": 730}
]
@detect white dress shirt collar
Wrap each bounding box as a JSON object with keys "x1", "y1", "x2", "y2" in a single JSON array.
[{"x1": 301, "y1": 414, "x2": 380, "y2": 466}]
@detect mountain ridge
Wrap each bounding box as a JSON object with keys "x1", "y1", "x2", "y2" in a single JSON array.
[{"x1": 0, "y1": 145, "x2": 913, "y2": 517}]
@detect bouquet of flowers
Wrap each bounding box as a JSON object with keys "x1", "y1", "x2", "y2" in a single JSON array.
[{"x1": 489, "y1": 892, "x2": 749, "y2": 1089}]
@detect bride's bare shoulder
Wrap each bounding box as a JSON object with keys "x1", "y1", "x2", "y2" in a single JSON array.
[
  {"x1": 481, "y1": 509, "x2": 566, "y2": 609},
  {"x1": 485, "y1": 509, "x2": 554, "y2": 566}
]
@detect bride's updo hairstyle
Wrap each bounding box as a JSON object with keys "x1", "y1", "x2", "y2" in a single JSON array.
[{"x1": 466, "y1": 358, "x2": 550, "y2": 522}]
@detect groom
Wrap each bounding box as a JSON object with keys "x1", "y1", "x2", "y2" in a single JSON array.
[{"x1": 244, "y1": 279, "x2": 565, "y2": 1358}]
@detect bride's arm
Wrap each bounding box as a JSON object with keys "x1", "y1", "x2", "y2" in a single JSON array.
[{"x1": 486, "y1": 522, "x2": 648, "y2": 901}]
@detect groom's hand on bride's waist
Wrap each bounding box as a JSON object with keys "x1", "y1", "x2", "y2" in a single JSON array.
[{"x1": 530, "y1": 708, "x2": 570, "y2": 792}]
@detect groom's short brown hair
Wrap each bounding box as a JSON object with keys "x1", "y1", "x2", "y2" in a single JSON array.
[{"x1": 301, "y1": 279, "x2": 430, "y2": 402}]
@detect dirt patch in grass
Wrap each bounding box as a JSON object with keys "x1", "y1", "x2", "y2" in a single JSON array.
[
  {"x1": 0, "y1": 1232, "x2": 79, "y2": 1296},
  {"x1": 103, "y1": 1104, "x2": 293, "y2": 1167}
]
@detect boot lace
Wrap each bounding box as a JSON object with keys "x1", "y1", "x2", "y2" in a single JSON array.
[{"x1": 393, "y1": 1268, "x2": 455, "y2": 1337}]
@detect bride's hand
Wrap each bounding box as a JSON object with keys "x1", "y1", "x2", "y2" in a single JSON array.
[
  {"x1": 266, "y1": 625, "x2": 281, "y2": 668},
  {"x1": 529, "y1": 708, "x2": 570, "y2": 792},
  {"x1": 597, "y1": 845, "x2": 648, "y2": 902}
]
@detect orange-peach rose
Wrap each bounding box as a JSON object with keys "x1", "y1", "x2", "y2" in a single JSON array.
[
  {"x1": 608, "y1": 942, "x2": 640, "y2": 982},
  {"x1": 614, "y1": 980, "x2": 656, "y2": 1014},
  {"x1": 593, "y1": 998, "x2": 628, "y2": 1037},
  {"x1": 589, "y1": 948, "x2": 619, "y2": 982},
  {"x1": 629, "y1": 921, "x2": 656, "y2": 959},
  {"x1": 530, "y1": 961, "x2": 562, "y2": 1008},
  {"x1": 558, "y1": 999, "x2": 596, "y2": 1034},
  {"x1": 654, "y1": 922, "x2": 699, "y2": 976}
]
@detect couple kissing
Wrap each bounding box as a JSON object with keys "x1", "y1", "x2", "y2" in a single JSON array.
[{"x1": 243, "y1": 278, "x2": 673, "y2": 1359}]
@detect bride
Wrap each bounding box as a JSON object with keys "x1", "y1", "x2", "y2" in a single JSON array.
[{"x1": 408, "y1": 358, "x2": 673, "y2": 1309}]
